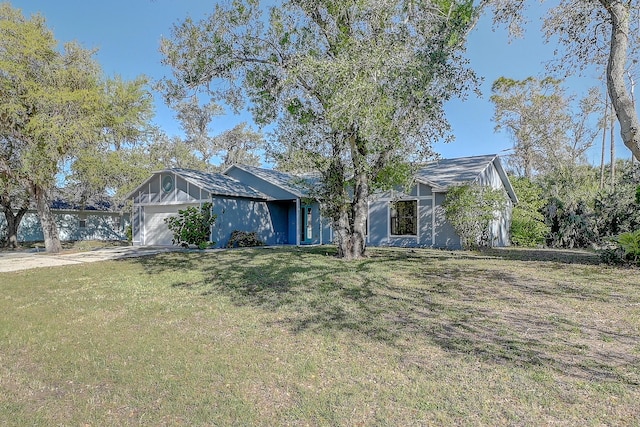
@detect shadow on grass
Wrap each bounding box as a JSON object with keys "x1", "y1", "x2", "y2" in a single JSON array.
[
  {"x1": 133, "y1": 246, "x2": 639, "y2": 385},
  {"x1": 481, "y1": 247, "x2": 602, "y2": 265}
]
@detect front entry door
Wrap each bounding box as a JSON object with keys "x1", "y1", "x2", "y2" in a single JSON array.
[{"x1": 301, "y1": 205, "x2": 313, "y2": 244}]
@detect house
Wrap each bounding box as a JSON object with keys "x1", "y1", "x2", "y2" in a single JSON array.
[
  {"x1": 1, "y1": 199, "x2": 128, "y2": 243},
  {"x1": 367, "y1": 154, "x2": 518, "y2": 249},
  {"x1": 128, "y1": 154, "x2": 517, "y2": 249},
  {"x1": 127, "y1": 167, "x2": 332, "y2": 247}
]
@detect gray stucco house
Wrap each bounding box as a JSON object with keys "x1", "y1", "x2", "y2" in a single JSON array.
[{"x1": 128, "y1": 154, "x2": 517, "y2": 249}]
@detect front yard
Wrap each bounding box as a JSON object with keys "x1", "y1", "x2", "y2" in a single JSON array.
[{"x1": 1, "y1": 246, "x2": 638, "y2": 425}]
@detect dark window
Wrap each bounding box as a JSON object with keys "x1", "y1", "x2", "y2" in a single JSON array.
[
  {"x1": 79, "y1": 219, "x2": 87, "y2": 228},
  {"x1": 390, "y1": 200, "x2": 417, "y2": 236}
]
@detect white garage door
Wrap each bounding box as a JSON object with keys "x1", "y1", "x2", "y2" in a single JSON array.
[{"x1": 144, "y1": 204, "x2": 198, "y2": 246}]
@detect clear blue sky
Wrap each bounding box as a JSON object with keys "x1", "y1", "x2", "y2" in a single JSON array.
[{"x1": 10, "y1": 0, "x2": 628, "y2": 165}]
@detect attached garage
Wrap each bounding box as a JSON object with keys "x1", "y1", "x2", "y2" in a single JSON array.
[
  {"x1": 141, "y1": 204, "x2": 198, "y2": 246},
  {"x1": 128, "y1": 168, "x2": 269, "y2": 247}
]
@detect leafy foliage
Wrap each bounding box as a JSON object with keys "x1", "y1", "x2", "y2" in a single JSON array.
[
  {"x1": 164, "y1": 203, "x2": 216, "y2": 249},
  {"x1": 159, "y1": 0, "x2": 480, "y2": 258},
  {"x1": 615, "y1": 230, "x2": 640, "y2": 264},
  {"x1": 594, "y1": 163, "x2": 640, "y2": 238},
  {"x1": 443, "y1": 184, "x2": 508, "y2": 249},
  {"x1": 225, "y1": 230, "x2": 265, "y2": 248},
  {"x1": 509, "y1": 176, "x2": 549, "y2": 247},
  {"x1": 0, "y1": 4, "x2": 153, "y2": 252},
  {"x1": 545, "y1": 198, "x2": 596, "y2": 249},
  {"x1": 491, "y1": 76, "x2": 601, "y2": 179}
]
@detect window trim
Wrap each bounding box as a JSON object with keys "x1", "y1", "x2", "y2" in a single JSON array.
[{"x1": 389, "y1": 199, "x2": 418, "y2": 237}]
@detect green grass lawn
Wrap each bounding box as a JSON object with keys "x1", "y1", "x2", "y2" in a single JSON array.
[{"x1": 1, "y1": 246, "x2": 639, "y2": 426}]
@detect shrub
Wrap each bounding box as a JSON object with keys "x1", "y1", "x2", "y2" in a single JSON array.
[
  {"x1": 616, "y1": 230, "x2": 640, "y2": 264},
  {"x1": 545, "y1": 198, "x2": 596, "y2": 248},
  {"x1": 443, "y1": 184, "x2": 507, "y2": 250},
  {"x1": 599, "y1": 246, "x2": 627, "y2": 265},
  {"x1": 164, "y1": 202, "x2": 216, "y2": 249},
  {"x1": 510, "y1": 177, "x2": 549, "y2": 247},
  {"x1": 226, "y1": 230, "x2": 265, "y2": 248}
]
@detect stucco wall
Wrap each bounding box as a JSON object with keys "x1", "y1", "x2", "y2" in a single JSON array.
[{"x1": 211, "y1": 197, "x2": 277, "y2": 247}]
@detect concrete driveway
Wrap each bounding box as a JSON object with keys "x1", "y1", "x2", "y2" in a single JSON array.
[{"x1": 0, "y1": 246, "x2": 182, "y2": 273}]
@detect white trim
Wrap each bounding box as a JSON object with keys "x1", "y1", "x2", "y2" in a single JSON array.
[
  {"x1": 431, "y1": 194, "x2": 436, "y2": 246},
  {"x1": 319, "y1": 208, "x2": 323, "y2": 245},
  {"x1": 295, "y1": 198, "x2": 300, "y2": 246},
  {"x1": 373, "y1": 195, "x2": 433, "y2": 202},
  {"x1": 132, "y1": 199, "x2": 211, "y2": 207}
]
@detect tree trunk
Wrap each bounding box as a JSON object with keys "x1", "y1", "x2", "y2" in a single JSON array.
[
  {"x1": 600, "y1": 95, "x2": 608, "y2": 189},
  {"x1": 330, "y1": 131, "x2": 368, "y2": 260},
  {"x1": 0, "y1": 191, "x2": 29, "y2": 249},
  {"x1": 32, "y1": 184, "x2": 62, "y2": 253},
  {"x1": 610, "y1": 113, "x2": 616, "y2": 189},
  {"x1": 2, "y1": 207, "x2": 27, "y2": 249},
  {"x1": 600, "y1": 0, "x2": 640, "y2": 161}
]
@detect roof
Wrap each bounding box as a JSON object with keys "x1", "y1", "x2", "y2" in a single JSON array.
[
  {"x1": 126, "y1": 168, "x2": 268, "y2": 200},
  {"x1": 224, "y1": 164, "x2": 321, "y2": 198},
  {"x1": 171, "y1": 168, "x2": 267, "y2": 199},
  {"x1": 415, "y1": 155, "x2": 518, "y2": 203}
]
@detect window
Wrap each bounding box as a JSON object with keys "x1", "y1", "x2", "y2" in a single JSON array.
[
  {"x1": 390, "y1": 200, "x2": 417, "y2": 236},
  {"x1": 79, "y1": 219, "x2": 87, "y2": 228}
]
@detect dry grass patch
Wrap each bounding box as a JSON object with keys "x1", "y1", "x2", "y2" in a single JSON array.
[{"x1": 1, "y1": 246, "x2": 639, "y2": 425}]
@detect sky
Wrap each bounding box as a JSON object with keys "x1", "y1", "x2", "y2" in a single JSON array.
[{"x1": 9, "y1": 0, "x2": 630, "y2": 166}]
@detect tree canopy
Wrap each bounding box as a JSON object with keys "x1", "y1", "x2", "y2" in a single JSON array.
[
  {"x1": 0, "y1": 3, "x2": 153, "y2": 252},
  {"x1": 160, "y1": 0, "x2": 480, "y2": 259},
  {"x1": 488, "y1": 0, "x2": 640, "y2": 161}
]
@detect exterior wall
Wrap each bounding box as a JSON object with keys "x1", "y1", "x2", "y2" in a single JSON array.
[
  {"x1": 132, "y1": 172, "x2": 210, "y2": 205},
  {"x1": 476, "y1": 161, "x2": 513, "y2": 247},
  {"x1": 131, "y1": 172, "x2": 211, "y2": 246},
  {"x1": 211, "y1": 196, "x2": 278, "y2": 247},
  {"x1": 432, "y1": 193, "x2": 462, "y2": 249},
  {"x1": 366, "y1": 185, "x2": 438, "y2": 248},
  {"x1": 2, "y1": 211, "x2": 128, "y2": 242}
]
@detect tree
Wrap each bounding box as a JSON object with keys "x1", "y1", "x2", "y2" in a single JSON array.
[
  {"x1": 160, "y1": 0, "x2": 479, "y2": 259},
  {"x1": 491, "y1": 77, "x2": 601, "y2": 179},
  {"x1": 0, "y1": 4, "x2": 152, "y2": 252},
  {"x1": 491, "y1": 77, "x2": 571, "y2": 178},
  {"x1": 0, "y1": 180, "x2": 29, "y2": 248},
  {"x1": 488, "y1": 0, "x2": 640, "y2": 161}
]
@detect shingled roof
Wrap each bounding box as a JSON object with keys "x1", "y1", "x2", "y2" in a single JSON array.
[
  {"x1": 170, "y1": 168, "x2": 268, "y2": 199},
  {"x1": 414, "y1": 154, "x2": 517, "y2": 202},
  {"x1": 226, "y1": 164, "x2": 321, "y2": 198},
  {"x1": 125, "y1": 168, "x2": 268, "y2": 200}
]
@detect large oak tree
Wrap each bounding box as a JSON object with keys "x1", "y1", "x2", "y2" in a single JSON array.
[{"x1": 160, "y1": 0, "x2": 479, "y2": 259}]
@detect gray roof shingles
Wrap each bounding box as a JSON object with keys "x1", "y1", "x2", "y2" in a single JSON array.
[
  {"x1": 230, "y1": 164, "x2": 321, "y2": 198},
  {"x1": 171, "y1": 168, "x2": 268, "y2": 199},
  {"x1": 414, "y1": 154, "x2": 498, "y2": 191}
]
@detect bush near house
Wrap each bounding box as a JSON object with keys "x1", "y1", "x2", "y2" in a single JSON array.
[
  {"x1": 442, "y1": 183, "x2": 507, "y2": 249},
  {"x1": 164, "y1": 202, "x2": 216, "y2": 249},
  {"x1": 226, "y1": 230, "x2": 265, "y2": 248}
]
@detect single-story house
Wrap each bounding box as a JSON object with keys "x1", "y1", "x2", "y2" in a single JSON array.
[
  {"x1": 1, "y1": 199, "x2": 129, "y2": 243},
  {"x1": 127, "y1": 167, "x2": 332, "y2": 247},
  {"x1": 128, "y1": 154, "x2": 517, "y2": 249}
]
